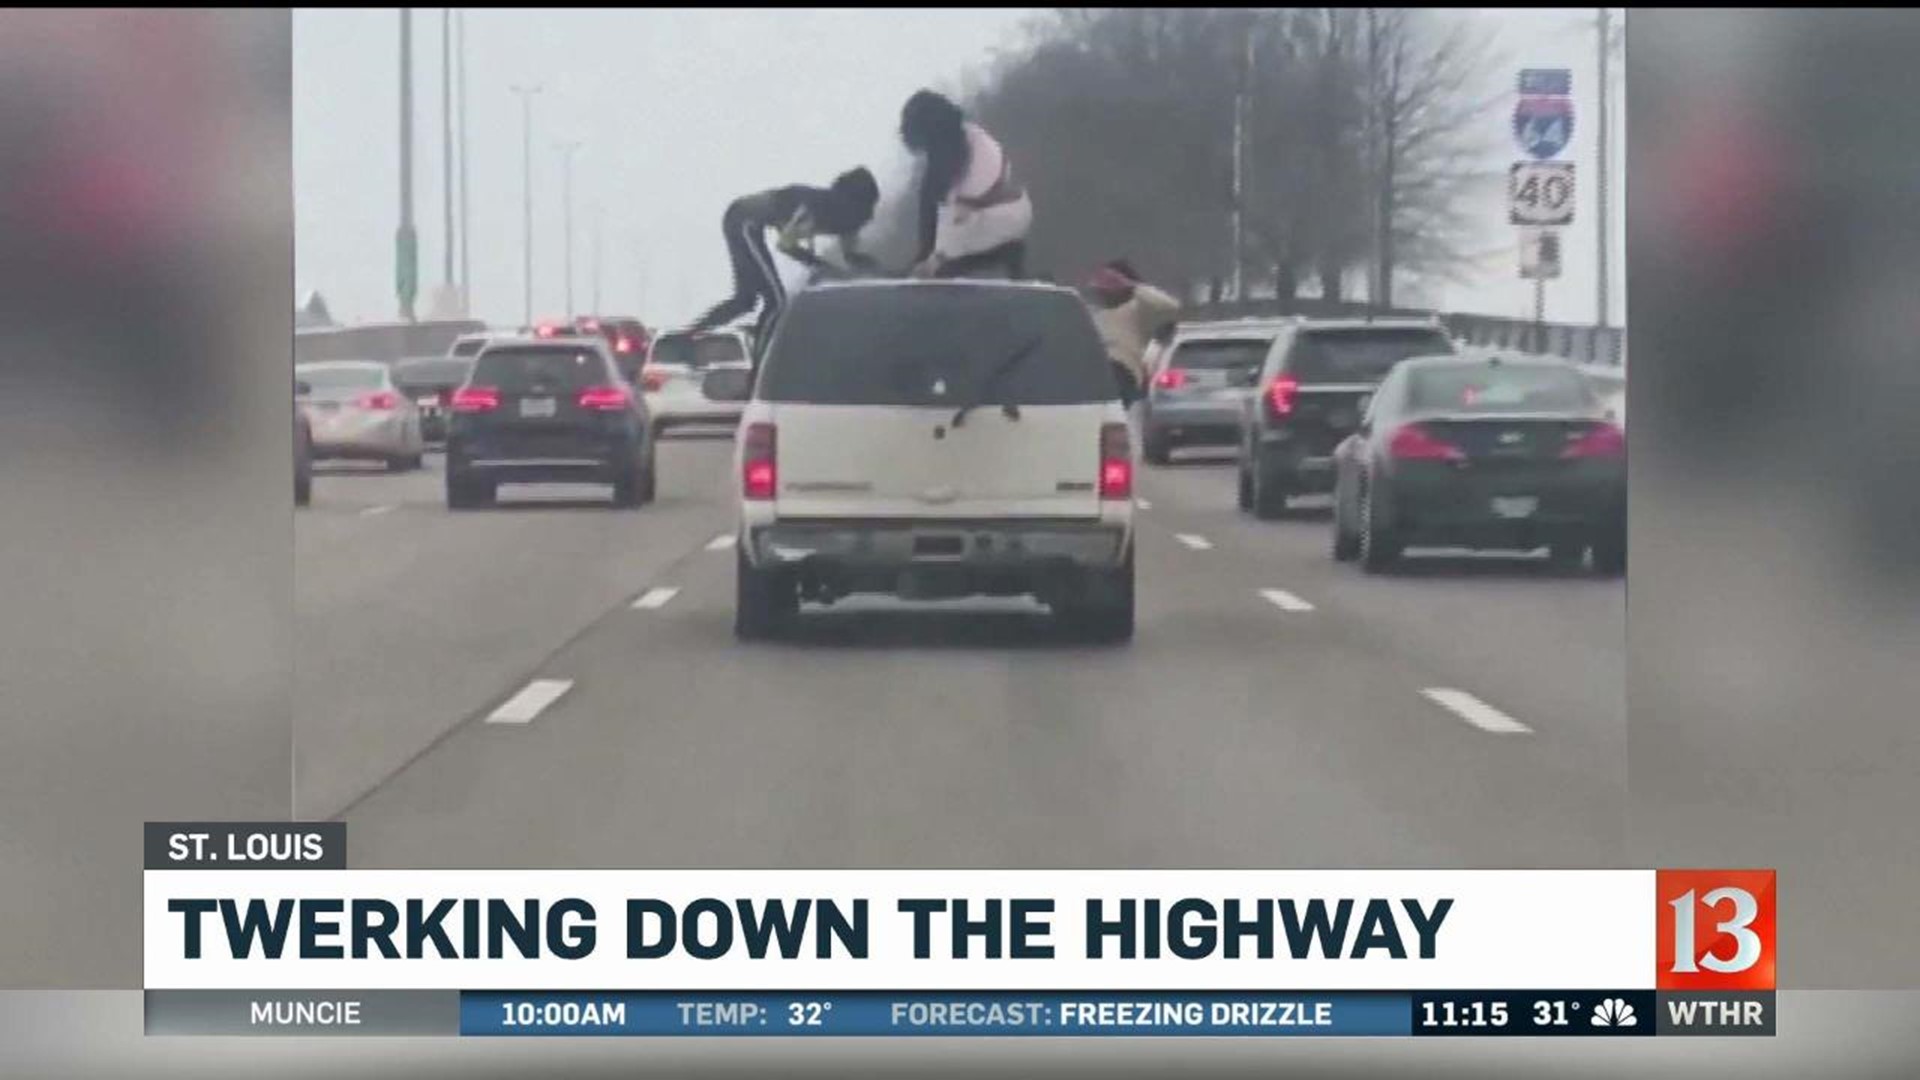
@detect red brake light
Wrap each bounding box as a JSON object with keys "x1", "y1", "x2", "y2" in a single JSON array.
[
  {"x1": 535, "y1": 323, "x2": 560, "y2": 338},
  {"x1": 1265, "y1": 375, "x2": 1299, "y2": 419},
  {"x1": 577, "y1": 385, "x2": 631, "y2": 410},
  {"x1": 742, "y1": 421, "x2": 777, "y2": 500},
  {"x1": 353, "y1": 390, "x2": 400, "y2": 411},
  {"x1": 1153, "y1": 367, "x2": 1187, "y2": 390},
  {"x1": 640, "y1": 367, "x2": 669, "y2": 392},
  {"x1": 615, "y1": 336, "x2": 635, "y2": 354},
  {"x1": 1562, "y1": 421, "x2": 1626, "y2": 459},
  {"x1": 1389, "y1": 422, "x2": 1465, "y2": 461},
  {"x1": 1099, "y1": 422, "x2": 1133, "y2": 500},
  {"x1": 450, "y1": 386, "x2": 500, "y2": 412}
]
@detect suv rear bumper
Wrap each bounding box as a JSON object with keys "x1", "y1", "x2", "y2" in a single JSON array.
[{"x1": 747, "y1": 519, "x2": 1128, "y2": 570}]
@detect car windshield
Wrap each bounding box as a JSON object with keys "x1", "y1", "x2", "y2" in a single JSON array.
[
  {"x1": 1170, "y1": 339, "x2": 1269, "y2": 372},
  {"x1": 470, "y1": 347, "x2": 608, "y2": 393},
  {"x1": 449, "y1": 337, "x2": 489, "y2": 358},
  {"x1": 759, "y1": 286, "x2": 1113, "y2": 406},
  {"x1": 1292, "y1": 328, "x2": 1454, "y2": 384},
  {"x1": 652, "y1": 335, "x2": 748, "y2": 369},
  {"x1": 1408, "y1": 363, "x2": 1596, "y2": 413},
  {"x1": 297, "y1": 365, "x2": 385, "y2": 396}
]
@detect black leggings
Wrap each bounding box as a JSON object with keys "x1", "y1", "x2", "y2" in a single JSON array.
[{"x1": 689, "y1": 201, "x2": 786, "y2": 345}]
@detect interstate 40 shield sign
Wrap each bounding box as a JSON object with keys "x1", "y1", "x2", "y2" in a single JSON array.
[{"x1": 1514, "y1": 95, "x2": 1574, "y2": 161}]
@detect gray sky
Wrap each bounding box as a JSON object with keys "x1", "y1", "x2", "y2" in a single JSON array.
[{"x1": 294, "y1": 8, "x2": 1623, "y2": 329}]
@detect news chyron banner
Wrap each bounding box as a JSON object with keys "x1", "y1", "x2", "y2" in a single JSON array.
[{"x1": 142, "y1": 824, "x2": 1776, "y2": 1039}]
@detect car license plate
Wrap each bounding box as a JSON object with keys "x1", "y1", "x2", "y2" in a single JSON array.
[
  {"x1": 520, "y1": 397, "x2": 556, "y2": 418},
  {"x1": 1491, "y1": 496, "x2": 1539, "y2": 519},
  {"x1": 416, "y1": 395, "x2": 440, "y2": 409}
]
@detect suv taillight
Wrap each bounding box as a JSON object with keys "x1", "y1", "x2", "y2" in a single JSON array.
[
  {"x1": 1389, "y1": 422, "x2": 1464, "y2": 461},
  {"x1": 577, "y1": 385, "x2": 631, "y2": 410},
  {"x1": 354, "y1": 390, "x2": 400, "y2": 411},
  {"x1": 742, "y1": 421, "x2": 777, "y2": 500},
  {"x1": 640, "y1": 367, "x2": 669, "y2": 392},
  {"x1": 1153, "y1": 367, "x2": 1187, "y2": 390},
  {"x1": 1099, "y1": 422, "x2": 1132, "y2": 500},
  {"x1": 450, "y1": 386, "x2": 500, "y2": 412},
  {"x1": 1562, "y1": 421, "x2": 1626, "y2": 459},
  {"x1": 1264, "y1": 375, "x2": 1299, "y2": 420}
]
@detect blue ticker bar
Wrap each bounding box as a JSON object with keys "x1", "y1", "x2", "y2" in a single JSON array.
[{"x1": 461, "y1": 991, "x2": 1410, "y2": 1037}]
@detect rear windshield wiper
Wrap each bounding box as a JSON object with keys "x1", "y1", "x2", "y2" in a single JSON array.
[{"x1": 950, "y1": 335, "x2": 1042, "y2": 429}]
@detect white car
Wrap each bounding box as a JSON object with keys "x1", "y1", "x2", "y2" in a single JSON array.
[
  {"x1": 294, "y1": 360, "x2": 426, "y2": 471},
  {"x1": 728, "y1": 280, "x2": 1136, "y2": 642},
  {"x1": 639, "y1": 328, "x2": 754, "y2": 435}
]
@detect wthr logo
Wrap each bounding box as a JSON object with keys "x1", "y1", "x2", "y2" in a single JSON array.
[{"x1": 1656, "y1": 870, "x2": 1777, "y2": 991}]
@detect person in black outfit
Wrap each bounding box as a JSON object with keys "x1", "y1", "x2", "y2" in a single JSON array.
[{"x1": 686, "y1": 167, "x2": 880, "y2": 349}]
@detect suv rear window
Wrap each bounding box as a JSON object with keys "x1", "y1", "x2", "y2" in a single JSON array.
[
  {"x1": 1169, "y1": 339, "x2": 1269, "y2": 372},
  {"x1": 760, "y1": 286, "x2": 1114, "y2": 406},
  {"x1": 1408, "y1": 363, "x2": 1595, "y2": 413},
  {"x1": 1289, "y1": 328, "x2": 1453, "y2": 384},
  {"x1": 651, "y1": 334, "x2": 748, "y2": 369},
  {"x1": 297, "y1": 365, "x2": 385, "y2": 394},
  {"x1": 471, "y1": 346, "x2": 610, "y2": 393}
]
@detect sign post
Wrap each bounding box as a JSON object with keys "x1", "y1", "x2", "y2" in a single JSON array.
[{"x1": 1513, "y1": 68, "x2": 1572, "y2": 352}]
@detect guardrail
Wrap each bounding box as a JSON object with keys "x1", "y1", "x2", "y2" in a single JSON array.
[{"x1": 1181, "y1": 297, "x2": 1624, "y2": 369}]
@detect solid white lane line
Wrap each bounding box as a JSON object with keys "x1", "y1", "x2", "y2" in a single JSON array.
[
  {"x1": 1260, "y1": 588, "x2": 1316, "y2": 612},
  {"x1": 1135, "y1": 498, "x2": 1153, "y2": 511},
  {"x1": 1174, "y1": 533, "x2": 1213, "y2": 551},
  {"x1": 486, "y1": 679, "x2": 574, "y2": 725},
  {"x1": 705, "y1": 533, "x2": 737, "y2": 551},
  {"x1": 1421, "y1": 688, "x2": 1534, "y2": 734},
  {"x1": 631, "y1": 587, "x2": 681, "y2": 610},
  {"x1": 358, "y1": 504, "x2": 396, "y2": 518}
]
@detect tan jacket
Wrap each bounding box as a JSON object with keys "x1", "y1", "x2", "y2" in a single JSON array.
[{"x1": 1090, "y1": 283, "x2": 1181, "y2": 387}]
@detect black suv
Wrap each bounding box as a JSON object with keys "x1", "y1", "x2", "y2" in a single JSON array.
[
  {"x1": 1237, "y1": 318, "x2": 1457, "y2": 519},
  {"x1": 444, "y1": 338, "x2": 656, "y2": 509}
]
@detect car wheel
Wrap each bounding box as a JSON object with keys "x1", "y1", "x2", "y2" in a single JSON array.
[
  {"x1": 1331, "y1": 496, "x2": 1360, "y2": 562},
  {"x1": 1061, "y1": 544, "x2": 1135, "y2": 644},
  {"x1": 446, "y1": 472, "x2": 495, "y2": 510},
  {"x1": 1252, "y1": 456, "x2": 1290, "y2": 521},
  {"x1": 1592, "y1": 529, "x2": 1627, "y2": 577},
  {"x1": 387, "y1": 453, "x2": 418, "y2": 473},
  {"x1": 294, "y1": 474, "x2": 312, "y2": 508},
  {"x1": 1143, "y1": 432, "x2": 1172, "y2": 466},
  {"x1": 611, "y1": 463, "x2": 644, "y2": 509},
  {"x1": 1236, "y1": 460, "x2": 1253, "y2": 511},
  {"x1": 638, "y1": 445, "x2": 659, "y2": 504},
  {"x1": 1548, "y1": 541, "x2": 1587, "y2": 570},
  {"x1": 1359, "y1": 476, "x2": 1402, "y2": 573},
  {"x1": 734, "y1": 548, "x2": 796, "y2": 641}
]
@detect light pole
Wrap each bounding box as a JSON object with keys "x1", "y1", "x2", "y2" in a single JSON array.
[
  {"x1": 1596, "y1": 6, "x2": 1611, "y2": 332},
  {"x1": 440, "y1": 10, "x2": 454, "y2": 297},
  {"x1": 557, "y1": 139, "x2": 583, "y2": 319},
  {"x1": 456, "y1": 9, "x2": 469, "y2": 308},
  {"x1": 509, "y1": 83, "x2": 543, "y2": 329},
  {"x1": 398, "y1": 9, "x2": 417, "y2": 322},
  {"x1": 591, "y1": 202, "x2": 603, "y2": 315}
]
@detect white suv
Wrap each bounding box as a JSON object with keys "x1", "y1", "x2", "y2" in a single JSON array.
[
  {"x1": 729, "y1": 280, "x2": 1136, "y2": 642},
  {"x1": 640, "y1": 328, "x2": 755, "y2": 435}
]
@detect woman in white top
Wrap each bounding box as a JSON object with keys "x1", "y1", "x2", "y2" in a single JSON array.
[{"x1": 898, "y1": 90, "x2": 1033, "y2": 280}]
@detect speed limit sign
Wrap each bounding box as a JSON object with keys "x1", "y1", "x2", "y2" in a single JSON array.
[{"x1": 1509, "y1": 161, "x2": 1576, "y2": 226}]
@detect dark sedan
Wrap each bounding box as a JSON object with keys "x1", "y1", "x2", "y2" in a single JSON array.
[
  {"x1": 1330, "y1": 352, "x2": 1626, "y2": 575},
  {"x1": 393, "y1": 355, "x2": 475, "y2": 444}
]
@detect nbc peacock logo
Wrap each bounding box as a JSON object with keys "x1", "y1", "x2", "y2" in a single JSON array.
[{"x1": 1590, "y1": 998, "x2": 1638, "y2": 1028}]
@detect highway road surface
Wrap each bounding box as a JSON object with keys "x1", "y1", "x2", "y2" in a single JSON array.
[{"x1": 297, "y1": 433, "x2": 1627, "y2": 869}]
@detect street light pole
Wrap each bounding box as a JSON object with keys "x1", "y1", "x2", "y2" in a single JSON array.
[
  {"x1": 1596, "y1": 6, "x2": 1611, "y2": 331},
  {"x1": 509, "y1": 83, "x2": 543, "y2": 330},
  {"x1": 456, "y1": 9, "x2": 469, "y2": 307},
  {"x1": 592, "y1": 202, "x2": 602, "y2": 314},
  {"x1": 398, "y1": 9, "x2": 417, "y2": 322},
  {"x1": 440, "y1": 9, "x2": 454, "y2": 297},
  {"x1": 558, "y1": 139, "x2": 583, "y2": 319}
]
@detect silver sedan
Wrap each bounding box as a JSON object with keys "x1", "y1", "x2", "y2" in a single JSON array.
[{"x1": 295, "y1": 360, "x2": 426, "y2": 471}]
